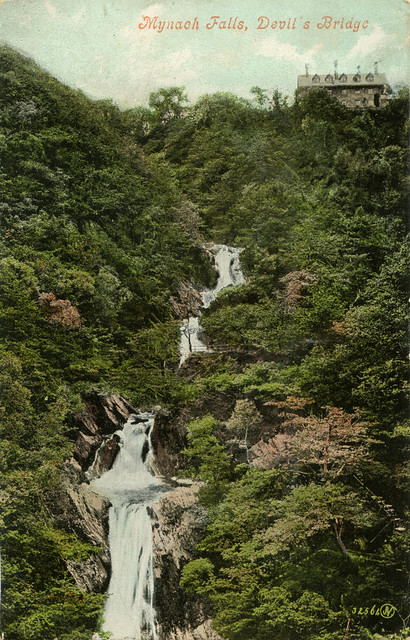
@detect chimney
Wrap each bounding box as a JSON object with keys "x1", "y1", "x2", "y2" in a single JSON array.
[
  {"x1": 334, "y1": 60, "x2": 338, "y2": 80},
  {"x1": 374, "y1": 61, "x2": 379, "y2": 75},
  {"x1": 305, "y1": 63, "x2": 309, "y2": 77}
]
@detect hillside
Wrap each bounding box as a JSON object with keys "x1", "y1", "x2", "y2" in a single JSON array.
[{"x1": 0, "y1": 46, "x2": 408, "y2": 640}]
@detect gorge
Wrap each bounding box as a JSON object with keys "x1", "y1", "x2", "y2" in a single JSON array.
[
  {"x1": 1, "y1": 46, "x2": 407, "y2": 640},
  {"x1": 83, "y1": 245, "x2": 245, "y2": 640}
]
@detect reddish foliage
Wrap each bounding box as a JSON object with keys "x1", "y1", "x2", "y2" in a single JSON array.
[
  {"x1": 38, "y1": 292, "x2": 81, "y2": 330},
  {"x1": 279, "y1": 270, "x2": 317, "y2": 312},
  {"x1": 251, "y1": 399, "x2": 372, "y2": 475},
  {"x1": 266, "y1": 396, "x2": 313, "y2": 414},
  {"x1": 331, "y1": 320, "x2": 348, "y2": 336}
]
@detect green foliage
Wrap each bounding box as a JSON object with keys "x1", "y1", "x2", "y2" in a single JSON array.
[
  {"x1": 181, "y1": 415, "x2": 233, "y2": 504},
  {"x1": 148, "y1": 87, "x2": 188, "y2": 124},
  {"x1": 181, "y1": 466, "x2": 405, "y2": 639},
  {"x1": 180, "y1": 557, "x2": 216, "y2": 594},
  {"x1": 2, "y1": 44, "x2": 408, "y2": 640},
  {"x1": 1, "y1": 460, "x2": 104, "y2": 639}
]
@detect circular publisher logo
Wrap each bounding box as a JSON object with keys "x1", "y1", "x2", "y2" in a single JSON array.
[{"x1": 380, "y1": 604, "x2": 397, "y2": 619}]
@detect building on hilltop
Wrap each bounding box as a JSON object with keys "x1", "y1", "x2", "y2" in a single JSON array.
[{"x1": 297, "y1": 63, "x2": 391, "y2": 109}]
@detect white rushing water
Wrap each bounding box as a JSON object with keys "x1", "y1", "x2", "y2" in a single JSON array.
[
  {"x1": 201, "y1": 245, "x2": 244, "y2": 309},
  {"x1": 91, "y1": 412, "x2": 168, "y2": 640},
  {"x1": 179, "y1": 245, "x2": 244, "y2": 364}
]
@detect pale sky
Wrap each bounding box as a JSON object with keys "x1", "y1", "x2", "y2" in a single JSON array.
[{"x1": 0, "y1": 0, "x2": 408, "y2": 108}]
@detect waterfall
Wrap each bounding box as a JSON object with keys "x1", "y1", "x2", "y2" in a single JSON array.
[
  {"x1": 91, "y1": 412, "x2": 168, "y2": 640},
  {"x1": 179, "y1": 245, "x2": 244, "y2": 364},
  {"x1": 201, "y1": 245, "x2": 244, "y2": 309},
  {"x1": 89, "y1": 246, "x2": 244, "y2": 637}
]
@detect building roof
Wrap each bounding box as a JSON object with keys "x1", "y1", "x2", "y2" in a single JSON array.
[{"x1": 297, "y1": 73, "x2": 389, "y2": 89}]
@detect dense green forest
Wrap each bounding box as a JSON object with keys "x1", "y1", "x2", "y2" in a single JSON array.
[{"x1": 0, "y1": 45, "x2": 408, "y2": 639}]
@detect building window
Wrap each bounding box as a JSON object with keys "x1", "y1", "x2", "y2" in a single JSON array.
[
  {"x1": 312, "y1": 74, "x2": 320, "y2": 83},
  {"x1": 353, "y1": 73, "x2": 361, "y2": 82},
  {"x1": 339, "y1": 73, "x2": 347, "y2": 82},
  {"x1": 366, "y1": 73, "x2": 374, "y2": 82},
  {"x1": 374, "y1": 93, "x2": 380, "y2": 107},
  {"x1": 325, "y1": 74, "x2": 333, "y2": 83}
]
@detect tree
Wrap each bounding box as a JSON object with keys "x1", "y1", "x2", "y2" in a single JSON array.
[
  {"x1": 250, "y1": 86, "x2": 269, "y2": 109},
  {"x1": 148, "y1": 87, "x2": 188, "y2": 124},
  {"x1": 181, "y1": 414, "x2": 233, "y2": 504},
  {"x1": 250, "y1": 399, "x2": 374, "y2": 478},
  {"x1": 225, "y1": 398, "x2": 264, "y2": 462}
]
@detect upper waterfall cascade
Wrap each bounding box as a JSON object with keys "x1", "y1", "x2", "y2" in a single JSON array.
[
  {"x1": 91, "y1": 412, "x2": 168, "y2": 640},
  {"x1": 179, "y1": 245, "x2": 244, "y2": 364}
]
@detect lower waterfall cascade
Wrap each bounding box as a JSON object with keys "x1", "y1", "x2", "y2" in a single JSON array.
[
  {"x1": 91, "y1": 412, "x2": 168, "y2": 640},
  {"x1": 179, "y1": 245, "x2": 244, "y2": 364}
]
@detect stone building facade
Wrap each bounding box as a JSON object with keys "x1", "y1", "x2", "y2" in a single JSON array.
[{"x1": 297, "y1": 71, "x2": 391, "y2": 109}]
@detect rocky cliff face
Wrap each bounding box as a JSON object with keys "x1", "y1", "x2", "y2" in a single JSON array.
[
  {"x1": 169, "y1": 280, "x2": 204, "y2": 320},
  {"x1": 47, "y1": 461, "x2": 110, "y2": 592},
  {"x1": 67, "y1": 392, "x2": 135, "y2": 471},
  {"x1": 47, "y1": 394, "x2": 136, "y2": 594},
  {"x1": 50, "y1": 393, "x2": 223, "y2": 639},
  {"x1": 151, "y1": 482, "x2": 222, "y2": 640}
]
